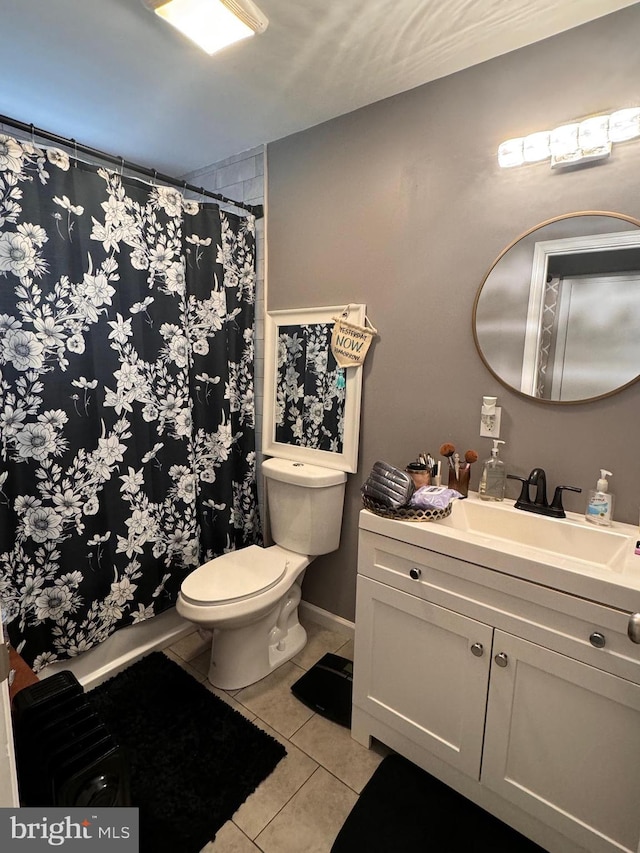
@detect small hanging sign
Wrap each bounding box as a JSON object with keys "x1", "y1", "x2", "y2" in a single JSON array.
[{"x1": 331, "y1": 306, "x2": 378, "y2": 369}]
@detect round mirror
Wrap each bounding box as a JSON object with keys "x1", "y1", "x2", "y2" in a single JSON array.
[{"x1": 473, "y1": 211, "x2": 640, "y2": 403}]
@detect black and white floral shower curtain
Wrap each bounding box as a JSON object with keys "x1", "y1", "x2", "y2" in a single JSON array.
[{"x1": 0, "y1": 135, "x2": 261, "y2": 670}]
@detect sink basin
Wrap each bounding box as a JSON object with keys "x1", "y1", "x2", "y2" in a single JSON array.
[
  {"x1": 441, "y1": 496, "x2": 631, "y2": 570},
  {"x1": 360, "y1": 492, "x2": 640, "y2": 612}
]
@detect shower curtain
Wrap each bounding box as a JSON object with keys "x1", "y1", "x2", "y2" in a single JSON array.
[{"x1": 0, "y1": 135, "x2": 261, "y2": 670}]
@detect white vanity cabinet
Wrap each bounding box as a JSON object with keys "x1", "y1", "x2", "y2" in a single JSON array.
[
  {"x1": 352, "y1": 513, "x2": 640, "y2": 853},
  {"x1": 354, "y1": 574, "x2": 494, "y2": 779}
]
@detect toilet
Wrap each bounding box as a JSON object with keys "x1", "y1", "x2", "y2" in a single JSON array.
[{"x1": 176, "y1": 457, "x2": 347, "y2": 690}]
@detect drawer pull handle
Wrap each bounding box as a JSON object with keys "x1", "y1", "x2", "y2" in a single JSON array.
[
  {"x1": 409, "y1": 568, "x2": 421, "y2": 580},
  {"x1": 470, "y1": 643, "x2": 484, "y2": 657},
  {"x1": 494, "y1": 652, "x2": 508, "y2": 668},
  {"x1": 589, "y1": 632, "x2": 606, "y2": 649},
  {"x1": 628, "y1": 613, "x2": 640, "y2": 644}
]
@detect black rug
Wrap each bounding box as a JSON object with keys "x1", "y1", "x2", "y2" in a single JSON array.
[
  {"x1": 331, "y1": 754, "x2": 548, "y2": 852},
  {"x1": 88, "y1": 651, "x2": 286, "y2": 853}
]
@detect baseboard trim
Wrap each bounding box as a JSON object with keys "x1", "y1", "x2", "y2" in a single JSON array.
[
  {"x1": 39, "y1": 607, "x2": 192, "y2": 690},
  {"x1": 300, "y1": 600, "x2": 355, "y2": 639}
]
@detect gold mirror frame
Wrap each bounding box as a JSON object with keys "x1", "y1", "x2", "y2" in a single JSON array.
[{"x1": 472, "y1": 211, "x2": 640, "y2": 404}]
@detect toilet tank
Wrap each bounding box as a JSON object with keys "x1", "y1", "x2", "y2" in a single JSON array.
[{"x1": 262, "y1": 458, "x2": 347, "y2": 556}]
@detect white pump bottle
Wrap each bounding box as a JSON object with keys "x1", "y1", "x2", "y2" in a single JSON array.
[{"x1": 585, "y1": 469, "x2": 614, "y2": 526}]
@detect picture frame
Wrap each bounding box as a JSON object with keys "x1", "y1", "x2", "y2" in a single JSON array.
[{"x1": 262, "y1": 304, "x2": 366, "y2": 473}]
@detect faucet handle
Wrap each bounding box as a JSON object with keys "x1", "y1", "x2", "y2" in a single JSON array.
[
  {"x1": 507, "y1": 474, "x2": 530, "y2": 507},
  {"x1": 550, "y1": 485, "x2": 582, "y2": 517}
]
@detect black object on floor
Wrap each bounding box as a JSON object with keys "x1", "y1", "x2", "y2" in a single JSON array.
[
  {"x1": 13, "y1": 671, "x2": 130, "y2": 807},
  {"x1": 331, "y1": 754, "x2": 549, "y2": 852},
  {"x1": 88, "y1": 651, "x2": 286, "y2": 853},
  {"x1": 291, "y1": 652, "x2": 353, "y2": 728}
]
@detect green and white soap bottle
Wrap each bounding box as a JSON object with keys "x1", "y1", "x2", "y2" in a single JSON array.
[
  {"x1": 479, "y1": 439, "x2": 506, "y2": 501},
  {"x1": 585, "y1": 469, "x2": 614, "y2": 526}
]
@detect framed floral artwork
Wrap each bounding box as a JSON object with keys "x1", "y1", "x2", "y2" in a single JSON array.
[{"x1": 262, "y1": 305, "x2": 366, "y2": 473}]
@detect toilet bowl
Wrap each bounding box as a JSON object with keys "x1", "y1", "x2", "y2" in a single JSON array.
[{"x1": 176, "y1": 458, "x2": 347, "y2": 690}]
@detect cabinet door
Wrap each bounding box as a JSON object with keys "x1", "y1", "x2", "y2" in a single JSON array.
[
  {"x1": 354, "y1": 576, "x2": 493, "y2": 778},
  {"x1": 482, "y1": 631, "x2": 640, "y2": 853}
]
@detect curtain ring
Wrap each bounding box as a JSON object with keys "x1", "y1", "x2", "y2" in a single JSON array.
[
  {"x1": 74, "y1": 139, "x2": 78, "y2": 167},
  {"x1": 70, "y1": 138, "x2": 78, "y2": 167}
]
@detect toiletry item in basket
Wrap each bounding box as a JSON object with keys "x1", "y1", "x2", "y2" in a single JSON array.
[
  {"x1": 479, "y1": 440, "x2": 506, "y2": 501},
  {"x1": 362, "y1": 461, "x2": 415, "y2": 509},
  {"x1": 585, "y1": 469, "x2": 614, "y2": 526},
  {"x1": 410, "y1": 486, "x2": 463, "y2": 510},
  {"x1": 405, "y1": 462, "x2": 431, "y2": 489}
]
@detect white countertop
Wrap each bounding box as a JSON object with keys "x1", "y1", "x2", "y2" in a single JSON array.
[{"x1": 359, "y1": 492, "x2": 640, "y2": 614}]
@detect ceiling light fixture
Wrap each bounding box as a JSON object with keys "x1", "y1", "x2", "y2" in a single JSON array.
[
  {"x1": 142, "y1": 0, "x2": 268, "y2": 55},
  {"x1": 498, "y1": 107, "x2": 640, "y2": 169}
]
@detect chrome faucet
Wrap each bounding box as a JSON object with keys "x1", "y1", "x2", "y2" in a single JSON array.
[{"x1": 507, "y1": 468, "x2": 581, "y2": 519}]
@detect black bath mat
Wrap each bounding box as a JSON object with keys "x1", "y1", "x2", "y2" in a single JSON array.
[
  {"x1": 88, "y1": 651, "x2": 286, "y2": 853},
  {"x1": 331, "y1": 754, "x2": 548, "y2": 852}
]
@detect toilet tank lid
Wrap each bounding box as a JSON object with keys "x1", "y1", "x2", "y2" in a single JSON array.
[{"x1": 262, "y1": 458, "x2": 347, "y2": 487}]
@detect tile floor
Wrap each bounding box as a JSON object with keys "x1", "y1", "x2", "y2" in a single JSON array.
[{"x1": 163, "y1": 613, "x2": 389, "y2": 853}]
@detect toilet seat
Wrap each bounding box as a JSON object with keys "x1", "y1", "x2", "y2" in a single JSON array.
[{"x1": 180, "y1": 545, "x2": 290, "y2": 606}]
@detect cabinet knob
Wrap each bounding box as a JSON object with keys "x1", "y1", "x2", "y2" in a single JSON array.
[
  {"x1": 628, "y1": 613, "x2": 640, "y2": 644},
  {"x1": 409, "y1": 567, "x2": 421, "y2": 580},
  {"x1": 494, "y1": 652, "x2": 508, "y2": 668},
  {"x1": 589, "y1": 632, "x2": 606, "y2": 649},
  {"x1": 470, "y1": 643, "x2": 484, "y2": 657}
]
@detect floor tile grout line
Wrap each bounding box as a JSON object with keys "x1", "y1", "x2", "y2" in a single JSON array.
[
  {"x1": 227, "y1": 817, "x2": 263, "y2": 850},
  {"x1": 247, "y1": 706, "x2": 380, "y2": 798},
  {"x1": 171, "y1": 626, "x2": 362, "y2": 852},
  {"x1": 171, "y1": 647, "x2": 375, "y2": 792},
  {"x1": 245, "y1": 764, "x2": 326, "y2": 850}
]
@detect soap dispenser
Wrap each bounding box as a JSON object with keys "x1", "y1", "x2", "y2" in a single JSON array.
[
  {"x1": 585, "y1": 470, "x2": 614, "y2": 526},
  {"x1": 479, "y1": 440, "x2": 506, "y2": 501}
]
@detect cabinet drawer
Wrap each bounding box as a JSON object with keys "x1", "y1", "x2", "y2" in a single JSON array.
[{"x1": 358, "y1": 530, "x2": 640, "y2": 683}]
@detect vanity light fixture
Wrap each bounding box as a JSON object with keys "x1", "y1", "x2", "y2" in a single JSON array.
[
  {"x1": 141, "y1": 0, "x2": 268, "y2": 55},
  {"x1": 498, "y1": 107, "x2": 640, "y2": 169}
]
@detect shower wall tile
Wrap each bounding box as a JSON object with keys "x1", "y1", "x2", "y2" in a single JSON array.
[
  {"x1": 215, "y1": 180, "x2": 245, "y2": 202},
  {"x1": 242, "y1": 176, "x2": 264, "y2": 203},
  {"x1": 213, "y1": 158, "x2": 259, "y2": 190}
]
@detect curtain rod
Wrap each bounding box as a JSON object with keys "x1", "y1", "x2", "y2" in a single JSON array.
[{"x1": 0, "y1": 113, "x2": 264, "y2": 219}]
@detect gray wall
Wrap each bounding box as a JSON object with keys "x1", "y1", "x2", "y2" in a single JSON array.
[{"x1": 265, "y1": 5, "x2": 640, "y2": 622}]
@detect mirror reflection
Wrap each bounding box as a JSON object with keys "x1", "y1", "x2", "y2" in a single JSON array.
[{"x1": 473, "y1": 212, "x2": 640, "y2": 403}]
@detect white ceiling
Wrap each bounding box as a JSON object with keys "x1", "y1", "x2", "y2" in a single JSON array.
[{"x1": 1, "y1": 0, "x2": 638, "y2": 176}]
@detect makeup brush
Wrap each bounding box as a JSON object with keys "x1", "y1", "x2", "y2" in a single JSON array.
[{"x1": 439, "y1": 443, "x2": 456, "y2": 469}]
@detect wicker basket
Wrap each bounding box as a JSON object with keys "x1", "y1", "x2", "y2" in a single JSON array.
[{"x1": 362, "y1": 495, "x2": 453, "y2": 522}]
